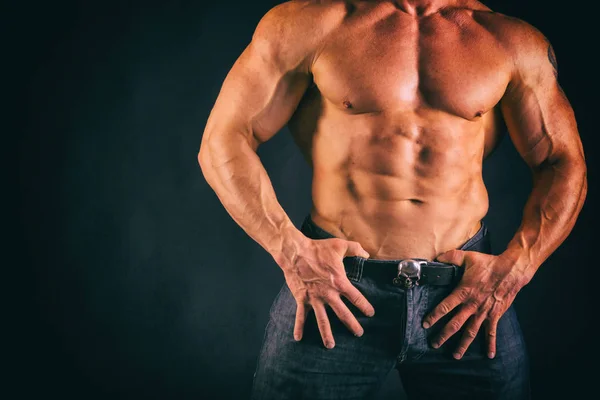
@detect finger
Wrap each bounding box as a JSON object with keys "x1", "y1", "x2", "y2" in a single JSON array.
[
  {"x1": 327, "y1": 296, "x2": 364, "y2": 337},
  {"x1": 344, "y1": 240, "x2": 370, "y2": 258},
  {"x1": 313, "y1": 301, "x2": 335, "y2": 349},
  {"x1": 431, "y1": 304, "x2": 477, "y2": 349},
  {"x1": 423, "y1": 290, "x2": 466, "y2": 328},
  {"x1": 293, "y1": 302, "x2": 309, "y2": 341},
  {"x1": 436, "y1": 249, "x2": 467, "y2": 266},
  {"x1": 341, "y1": 282, "x2": 375, "y2": 317},
  {"x1": 485, "y1": 319, "x2": 498, "y2": 359},
  {"x1": 452, "y1": 312, "x2": 487, "y2": 359}
]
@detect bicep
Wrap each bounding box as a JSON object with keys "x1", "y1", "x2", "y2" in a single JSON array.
[
  {"x1": 500, "y1": 45, "x2": 582, "y2": 170},
  {"x1": 202, "y1": 36, "x2": 312, "y2": 152}
]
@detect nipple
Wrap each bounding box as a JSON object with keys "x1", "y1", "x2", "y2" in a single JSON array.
[{"x1": 343, "y1": 101, "x2": 353, "y2": 109}]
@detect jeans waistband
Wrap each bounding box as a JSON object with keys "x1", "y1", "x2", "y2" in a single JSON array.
[{"x1": 299, "y1": 214, "x2": 488, "y2": 284}]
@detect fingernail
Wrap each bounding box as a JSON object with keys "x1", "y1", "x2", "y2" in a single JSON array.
[
  {"x1": 453, "y1": 352, "x2": 462, "y2": 360},
  {"x1": 326, "y1": 342, "x2": 335, "y2": 349},
  {"x1": 354, "y1": 331, "x2": 364, "y2": 337},
  {"x1": 294, "y1": 336, "x2": 301, "y2": 342},
  {"x1": 432, "y1": 342, "x2": 440, "y2": 349},
  {"x1": 422, "y1": 321, "x2": 430, "y2": 329},
  {"x1": 368, "y1": 311, "x2": 375, "y2": 317},
  {"x1": 488, "y1": 352, "x2": 495, "y2": 359}
]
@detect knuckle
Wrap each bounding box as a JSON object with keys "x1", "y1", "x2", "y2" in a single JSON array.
[
  {"x1": 328, "y1": 275, "x2": 340, "y2": 288},
  {"x1": 331, "y1": 265, "x2": 346, "y2": 276},
  {"x1": 296, "y1": 296, "x2": 309, "y2": 307},
  {"x1": 308, "y1": 295, "x2": 322, "y2": 306},
  {"x1": 330, "y1": 238, "x2": 344, "y2": 250},
  {"x1": 294, "y1": 288, "x2": 308, "y2": 300},
  {"x1": 439, "y1": 303, "x2": 452, "y2": 314},
  {"x1": 466, "y1": 329, "x2": 478, "y2": 339},
  {"x1": 488, "y1": 310, "x2": 502, "y2": 321},
  {"x1": 456, "y1": 286, "x2": 471, "y2": 300},
  {"x1": 338, "y1": 312, "x2": 352, "y2": 323},
  {"x1": 466, "y1": 300, "x2": 481, "y2": 312},
  {"x1": 322, "y1": 291, "x2": 337, "y2": 302},
  {"x1": 492, "y1": 291, "x2": 505, "y2": 303},
  {"x1": 339, "y1": 280, "x2": 353, "y2": 292},
  {"x1": 337, "y1": 276, "x2": 352, "y2": 290},
  {"x1": 449, "y1": 320, "x2": 462, "y2": 332},
  {"x1": 341, "y1": 313, "x2": 354, "y2": 323},
  {"x1": 486, "y1": 321, "x2": 497, "y2": 336},
  {"x1": 296, "y1": 290, "x2": 310, "y2": 303},
  {"x1": 313, "y1": 288, "x2": 329, "y2": 300},
  {"x1": 352, "y1": 295, "x2": 366, "y2": 306},
  {"x1": 428, "y1": 313, "x2": 440, "y2": 323},
  {"x1": 347, "y1": 291, "x2": 364, "y2": 306}
]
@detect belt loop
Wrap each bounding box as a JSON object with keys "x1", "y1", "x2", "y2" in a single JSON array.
[
  {"x1": 352, "y1": 257, "x2": 364, "y2": 282},
  {"x1": 345, "y1": 256, "x2": 363, "y2": 282},
  {"x1": 453, "y1": 264, "x2": 464, "y2": 283}
]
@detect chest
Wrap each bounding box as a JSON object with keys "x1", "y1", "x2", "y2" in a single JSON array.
[{"x1": 311, "y1": 13, "x2": 511, "y2": 120}]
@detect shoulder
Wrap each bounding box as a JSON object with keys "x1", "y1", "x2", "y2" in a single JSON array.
[
  {"x1": 251, "y1": 0, "x2": 348, "y2": 70},
  {"x1": 253, "y1": 0, "x2": 347, "y2": 46},
  {"x1": 473, "y1": 11, "x2": 553, "y2": 67}
]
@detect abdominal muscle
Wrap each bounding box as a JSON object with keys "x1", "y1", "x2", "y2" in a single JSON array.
[
  {"x1": 310, "y1": 175, "x2": 488, "y2": 261},
  {"x1": 292, "y1": 108, "x2": 491, "y2": 261}
]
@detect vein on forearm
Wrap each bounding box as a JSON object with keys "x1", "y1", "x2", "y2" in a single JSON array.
[
  {"x1": 203, "y1": 136, "x2": 293, "y2": 256},
  {"x1": 508, "y1": 156, "x2": 587, "y2": 278}
]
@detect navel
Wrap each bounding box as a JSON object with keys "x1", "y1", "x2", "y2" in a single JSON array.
[{"x1": 418, "y1": 146, "x2": 432, "y2": 162}]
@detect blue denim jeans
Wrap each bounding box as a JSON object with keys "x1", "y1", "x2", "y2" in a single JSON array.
[{"x1": 251, "y1": 215, "x2": 530, "y2": 400}]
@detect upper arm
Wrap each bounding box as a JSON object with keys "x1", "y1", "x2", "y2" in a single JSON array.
[
  {"x1": 499, "y1": 21, "x2": 585, "y2": 171},
  {"x1": 200, "y1": 1, "x2": 337, "y2": 155}
]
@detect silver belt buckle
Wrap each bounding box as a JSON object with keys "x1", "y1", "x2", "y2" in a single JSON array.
[{"x1": 393, "y1": 259, "x2": 424, "y2": 288}]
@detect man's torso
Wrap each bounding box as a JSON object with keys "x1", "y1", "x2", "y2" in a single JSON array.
[{"x1": 286, "y1": 0, "x2": 516, "y2": 259}]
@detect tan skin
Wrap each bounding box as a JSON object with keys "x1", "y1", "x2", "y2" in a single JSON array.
[{"x1": 199, "y1": 0, "x2": 587, "y2": 360}]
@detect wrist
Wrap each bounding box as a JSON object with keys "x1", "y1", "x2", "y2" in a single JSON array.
[
  {"x1": 269, "y1": 222, "x2": 311, "y2": 272},
  {"x1": 499, "y1": 245, "x2": 535, "y2": 286}
]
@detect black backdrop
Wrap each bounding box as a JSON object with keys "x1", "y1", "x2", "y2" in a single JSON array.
[{"x1": 17, "y1": 1, "x2": 598, "y2": 399}]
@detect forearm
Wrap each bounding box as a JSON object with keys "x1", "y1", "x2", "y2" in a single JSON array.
[
  {"x1": 499, "y1": 157, "x2": 587, "y2": 283},
  {"x1": 199, "y1": 134, "x2": 308, "y2": 271}
]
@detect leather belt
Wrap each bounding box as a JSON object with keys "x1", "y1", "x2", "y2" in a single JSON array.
[{"x1": 344, "y1": 257, "x2": 463, "y2": 288}]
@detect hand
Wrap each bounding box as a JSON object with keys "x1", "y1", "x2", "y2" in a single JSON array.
[
  {"x1": 422, "y1": 250, "x2": 530, "y2": 360},
  {"x1": 283, "y1": 238, "x2": 375, "y2": 349}
]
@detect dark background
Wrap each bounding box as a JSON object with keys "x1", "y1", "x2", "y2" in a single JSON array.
[{"x1": 17, "y1": 0, "x2": 598, "y2": 399}]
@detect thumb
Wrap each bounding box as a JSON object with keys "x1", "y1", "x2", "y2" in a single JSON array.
[
  {"x1": 436, "y1": 249, "x2": 466, "y2": 266},
  {"x1": 344, "y1": 240, "x2": 370, "y2": 259}
]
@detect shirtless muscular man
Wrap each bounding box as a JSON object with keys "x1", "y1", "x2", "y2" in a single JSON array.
[{"x1": 198, "y1": 1, "x2": 587, "y2": 399}]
